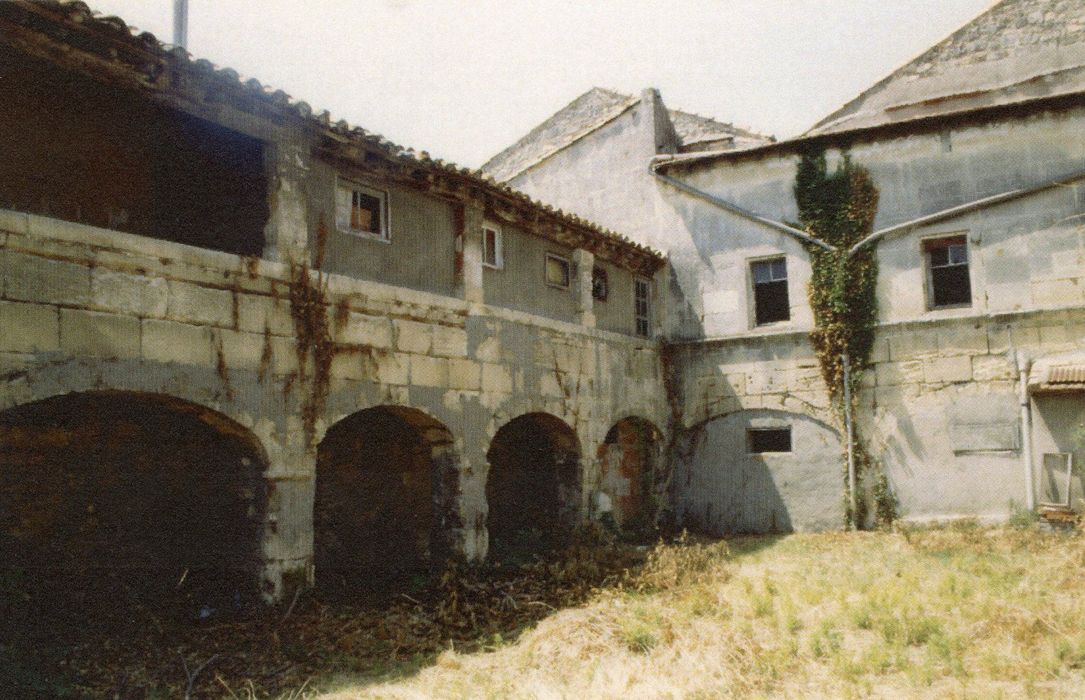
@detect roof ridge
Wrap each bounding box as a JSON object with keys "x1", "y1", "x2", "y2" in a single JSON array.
[{"x1": 806, "y1": 0, "x2": 1004, "y2": 135}]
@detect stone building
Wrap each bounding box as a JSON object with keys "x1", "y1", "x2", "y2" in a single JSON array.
[
  {"x1": 484, "y1": 0, "x2": 1085, "y2": 531},
  {"x1": 1, "y1": 0, "x2": 1083, "y2": 607},
  {"x1": 0, "y1": 0, "x2": 668, "y2": 602}
]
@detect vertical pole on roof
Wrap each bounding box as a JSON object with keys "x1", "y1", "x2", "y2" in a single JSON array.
[
  {"x1": 173, "y1": 0, "x2": 189, "y2": 50},
  {"x1": 843, "y1": 352, "x2": 858, "y2": 529}
]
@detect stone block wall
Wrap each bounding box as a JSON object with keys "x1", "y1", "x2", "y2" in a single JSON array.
[{"x1": 0, "y1": 209, "x2": 667, "y2": 598}]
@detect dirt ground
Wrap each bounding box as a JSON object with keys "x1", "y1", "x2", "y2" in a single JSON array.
[{"x1": 0, "y1": 528, "x2": 647, "y2": 698}]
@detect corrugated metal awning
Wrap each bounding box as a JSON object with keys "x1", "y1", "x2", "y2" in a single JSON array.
[{"x1": 1029, "y1": 352, "x2": 1085, "y2": 393}]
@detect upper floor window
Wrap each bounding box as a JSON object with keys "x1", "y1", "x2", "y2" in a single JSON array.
[
  {"x1": 591, "y1": 266, "x2": 609, "y2": 302},
  {"x1": 545, "y1": 253, "x2": 570, "y2": 289},
  {"x1": 336, "y1": 179, "x2": 389, "y2": 241},
  {"x1": 483, "y1": 224, "x2": 503, "y2": 269},
  {"x1": 751, "y1": 257, "x2": 789, "y2": 325},
  {"x1": 634, "y1": 277, "x2": 651, "y2": 338},
  {"x1": 924, "y1": 235, "x2": 971, "y2": 308}
]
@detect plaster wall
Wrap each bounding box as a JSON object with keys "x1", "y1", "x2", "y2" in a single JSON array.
[
  {"x1": 311, "y1": 160, "x2": 458, "y2": 297},
  {"x1": 482, "y1": 222, "x2": 577, "y2": 324},
  {"x1": 673, "y1": 409, "x2": 843, "y2": 534},
  {"x1": 669, "y1": 106, "x2": 1085, "y2": 338}
]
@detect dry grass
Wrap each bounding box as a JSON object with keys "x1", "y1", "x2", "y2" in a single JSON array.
[{"x1": 315, "y1": 525, "x2": 1085, "y2": 699}]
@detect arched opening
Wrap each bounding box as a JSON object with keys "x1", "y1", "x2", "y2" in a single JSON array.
[
  {"x1": 673, "y1": 409, "x2": 842, "y2": 534},
  {"x1": 314, "y1": 406, "x2": 457, "y2": 596},
  {"x1": 486, "y1": 413, "x2": 581, "y2": 561},
  {"x1": 0, "y1": 391, "x2": 269, "y2": 625},
  {"x1": 598, "y1": 417, "x2": 663, "y2": 534}
]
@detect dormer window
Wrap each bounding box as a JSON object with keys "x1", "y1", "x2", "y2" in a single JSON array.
[{"x1": 336, "y1": 179, "x2": 389, "y2": 241}]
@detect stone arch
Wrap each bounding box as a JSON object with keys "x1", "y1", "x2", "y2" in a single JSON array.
[
  {"x1": 673, "y1": 408, "x2": 842, "y2": 535},
  {"x1": 597, "y1": 416, "x2": 663, "y2": 534},
  {"x1": 486, "y1": 412, "x2": 581, "y2": 561},
  {"x1": 314, "y1": 405, "x2": 458, "y2": 596},
  {"x1": 0, "y1": 390, "x2": 270, "y2": 619}
]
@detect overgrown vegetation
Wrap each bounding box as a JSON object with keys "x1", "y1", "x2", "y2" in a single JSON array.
[
  {"x1": 795, "y1": 148, "x2": 895, "y2": 527},
  {"x1": 287, "y1": 262, "x2": 334, "y2": 446},
  {"x1": 7, "y1": 526, "x2": 1085, "y2": 697},
  {"x1": 330, "y1": 526, "x2": 1085, "y2": 699}
]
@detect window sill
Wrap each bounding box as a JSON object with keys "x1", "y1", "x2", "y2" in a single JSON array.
[{"x1": 339, "y1": 227, "x2": 391, "y2": 244}]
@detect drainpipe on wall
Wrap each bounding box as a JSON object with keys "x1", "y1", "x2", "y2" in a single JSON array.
[{"x1": 1015, "y1": 350, "x2": 1036, "y2": 511}]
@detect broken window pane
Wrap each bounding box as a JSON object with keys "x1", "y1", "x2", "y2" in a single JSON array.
[
  {"x1": 546, "y1": 254, "x2": 570, "y2": 288},
  {"x1": 925, "y1": 235, "x2": 971, "y2": 308},
  {"x1": 751, "y1": 258, "x2": 789, "y2": 325}
]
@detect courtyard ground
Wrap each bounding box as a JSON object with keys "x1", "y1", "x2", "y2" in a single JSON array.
[{"x1": 3, "y1": 523, "x2": 1084, "y2": 698}]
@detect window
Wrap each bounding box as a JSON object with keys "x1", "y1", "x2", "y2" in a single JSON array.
[
  {"x1": 748, "y1": 427, "x2": 792, "y2": 454},
  {"x1": 545, "y1": 253, "x2": 570, "y2": 289},
  {"x1": 751, "y1": 257, "x2": 789, "y2": 325},
  {"x1": 634, "y1": 277, "x2": 651, "y2": 338},
  {"x1": 925, "y1": 235, "x2": 971, "y2": 308},
  {"x1": 336, "y1": 179, "x2": 389, "y2": 241},
  {"x1": 483, "y1": 224, "x2": 503, "y2": 269},
  {"x1": 591, "y1": 266, "x2": 608, "y2": 301}
]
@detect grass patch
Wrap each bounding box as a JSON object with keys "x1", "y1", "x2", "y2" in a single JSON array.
[{"x1": 322, "y1": 527, "x2": 1085, "y2": 699}]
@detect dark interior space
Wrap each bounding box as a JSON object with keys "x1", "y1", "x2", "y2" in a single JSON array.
[
  {"x1": 486, "y1": 413, "x2": 581, "y2": 562},
  {"x1": 0, "y1": 47, "x2": 268, "y2": 255},
  {"x1": 315, "y1": 406, "x2": 455, "y2": 597},
  {"x1": 599, "y1": 417, "x2": 661, "y2": 534},
  {"x1": 0, "y1": 391, "x2": 269, "y2": 639}
]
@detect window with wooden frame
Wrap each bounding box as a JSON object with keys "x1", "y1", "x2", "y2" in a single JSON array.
[
  {"x1": 751, "y1": 257, "x2": 789, "y2": 325},
  {"x1": 924, "y1": 234, "x2": 971, "y2": 309},
  {"x1": 482, "y1": 224, "x2": 503, "y2": 269},
  {"x1": 545, "y1": 253, "x2": 570, "y2": 289},
  {"x1": 634, "y1": 277, "x2": 651, "y2": 338},
  {"x1": 335, "y1": 178, "x2": 389, "y2": 241}
]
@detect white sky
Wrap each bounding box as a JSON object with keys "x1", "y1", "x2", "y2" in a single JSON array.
[{"x1": 85, "y1": 1, "x2": 996, "y2": 167}]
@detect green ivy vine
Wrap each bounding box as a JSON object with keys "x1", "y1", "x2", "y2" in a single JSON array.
[{"x1": 794, "y1": 147, "x2": 896, "y2": 528}]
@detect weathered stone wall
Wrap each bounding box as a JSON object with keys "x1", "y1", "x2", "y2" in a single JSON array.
[{"x1": 0, "y1": 209, "x2": 667, "y2": 598}]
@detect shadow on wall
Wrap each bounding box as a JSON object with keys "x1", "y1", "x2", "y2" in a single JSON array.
[
  {"x1": 314, "y1": 405, "x2": 459, "y2": 599},
  {"x1": 486, "y1": 412, "x2": 581, "y2": 563},
  {"x1": 672, "y1": 409, "x2": 843, "y2": 535}
]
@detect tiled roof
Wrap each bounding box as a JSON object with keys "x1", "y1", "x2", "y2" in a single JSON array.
[
  {"x1": 807, "y1": 0, "x2": 1085, "y2": 137},
  {"x1": 0, "y1": 1, "x2": 664, "y2": 272},
  {"x1": 481, "y1": 87, "x2": 771, "y2": 182}
]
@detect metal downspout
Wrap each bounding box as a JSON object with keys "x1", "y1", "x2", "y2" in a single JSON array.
[
  {"x1": 649, "y1": 162, "x2": 836, "y2": 252},
  {"x1": 1016, "y1": 350, "x2": 1036, "y2": 511}
]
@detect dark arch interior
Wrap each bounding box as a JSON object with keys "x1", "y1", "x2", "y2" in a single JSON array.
[
  {"x1": 0, "y1": 391, "x2": 269, "y2": 630},
  {"x1": 486, "y1": 413, "x2": 581, "y2": 561},
  {"x1": 315, "y1": 406, "x2": 455, "y2": 597},
  {"x1": 600, "y1": 417, "x2": 662, "y2": 534}
]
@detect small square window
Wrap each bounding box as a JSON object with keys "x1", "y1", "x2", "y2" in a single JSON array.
[
  {"x1": 924, "y1": 235, "x2": 971, "y2": 308},
  {"x1": 634, "y1": 277, "x2": 651, "y2": 338},
  {"x1": 748, "y1": 427, "x2": 791, "y2": 454},
  {"x1": 336, "y1": 179, "x2": 389, "y2": 241},
  {"x1": 751, "y1": 257, "x2": 789, "y2": 325},
  {"x1": 483, "y1": 224, "x2": 503, "y2": 269},
  {"x1": 545, "y1": 253, "x2": 570, "y2": 289},
  {"x1": 591, "y1": 266, "x2": 608, "y2": 302}
]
